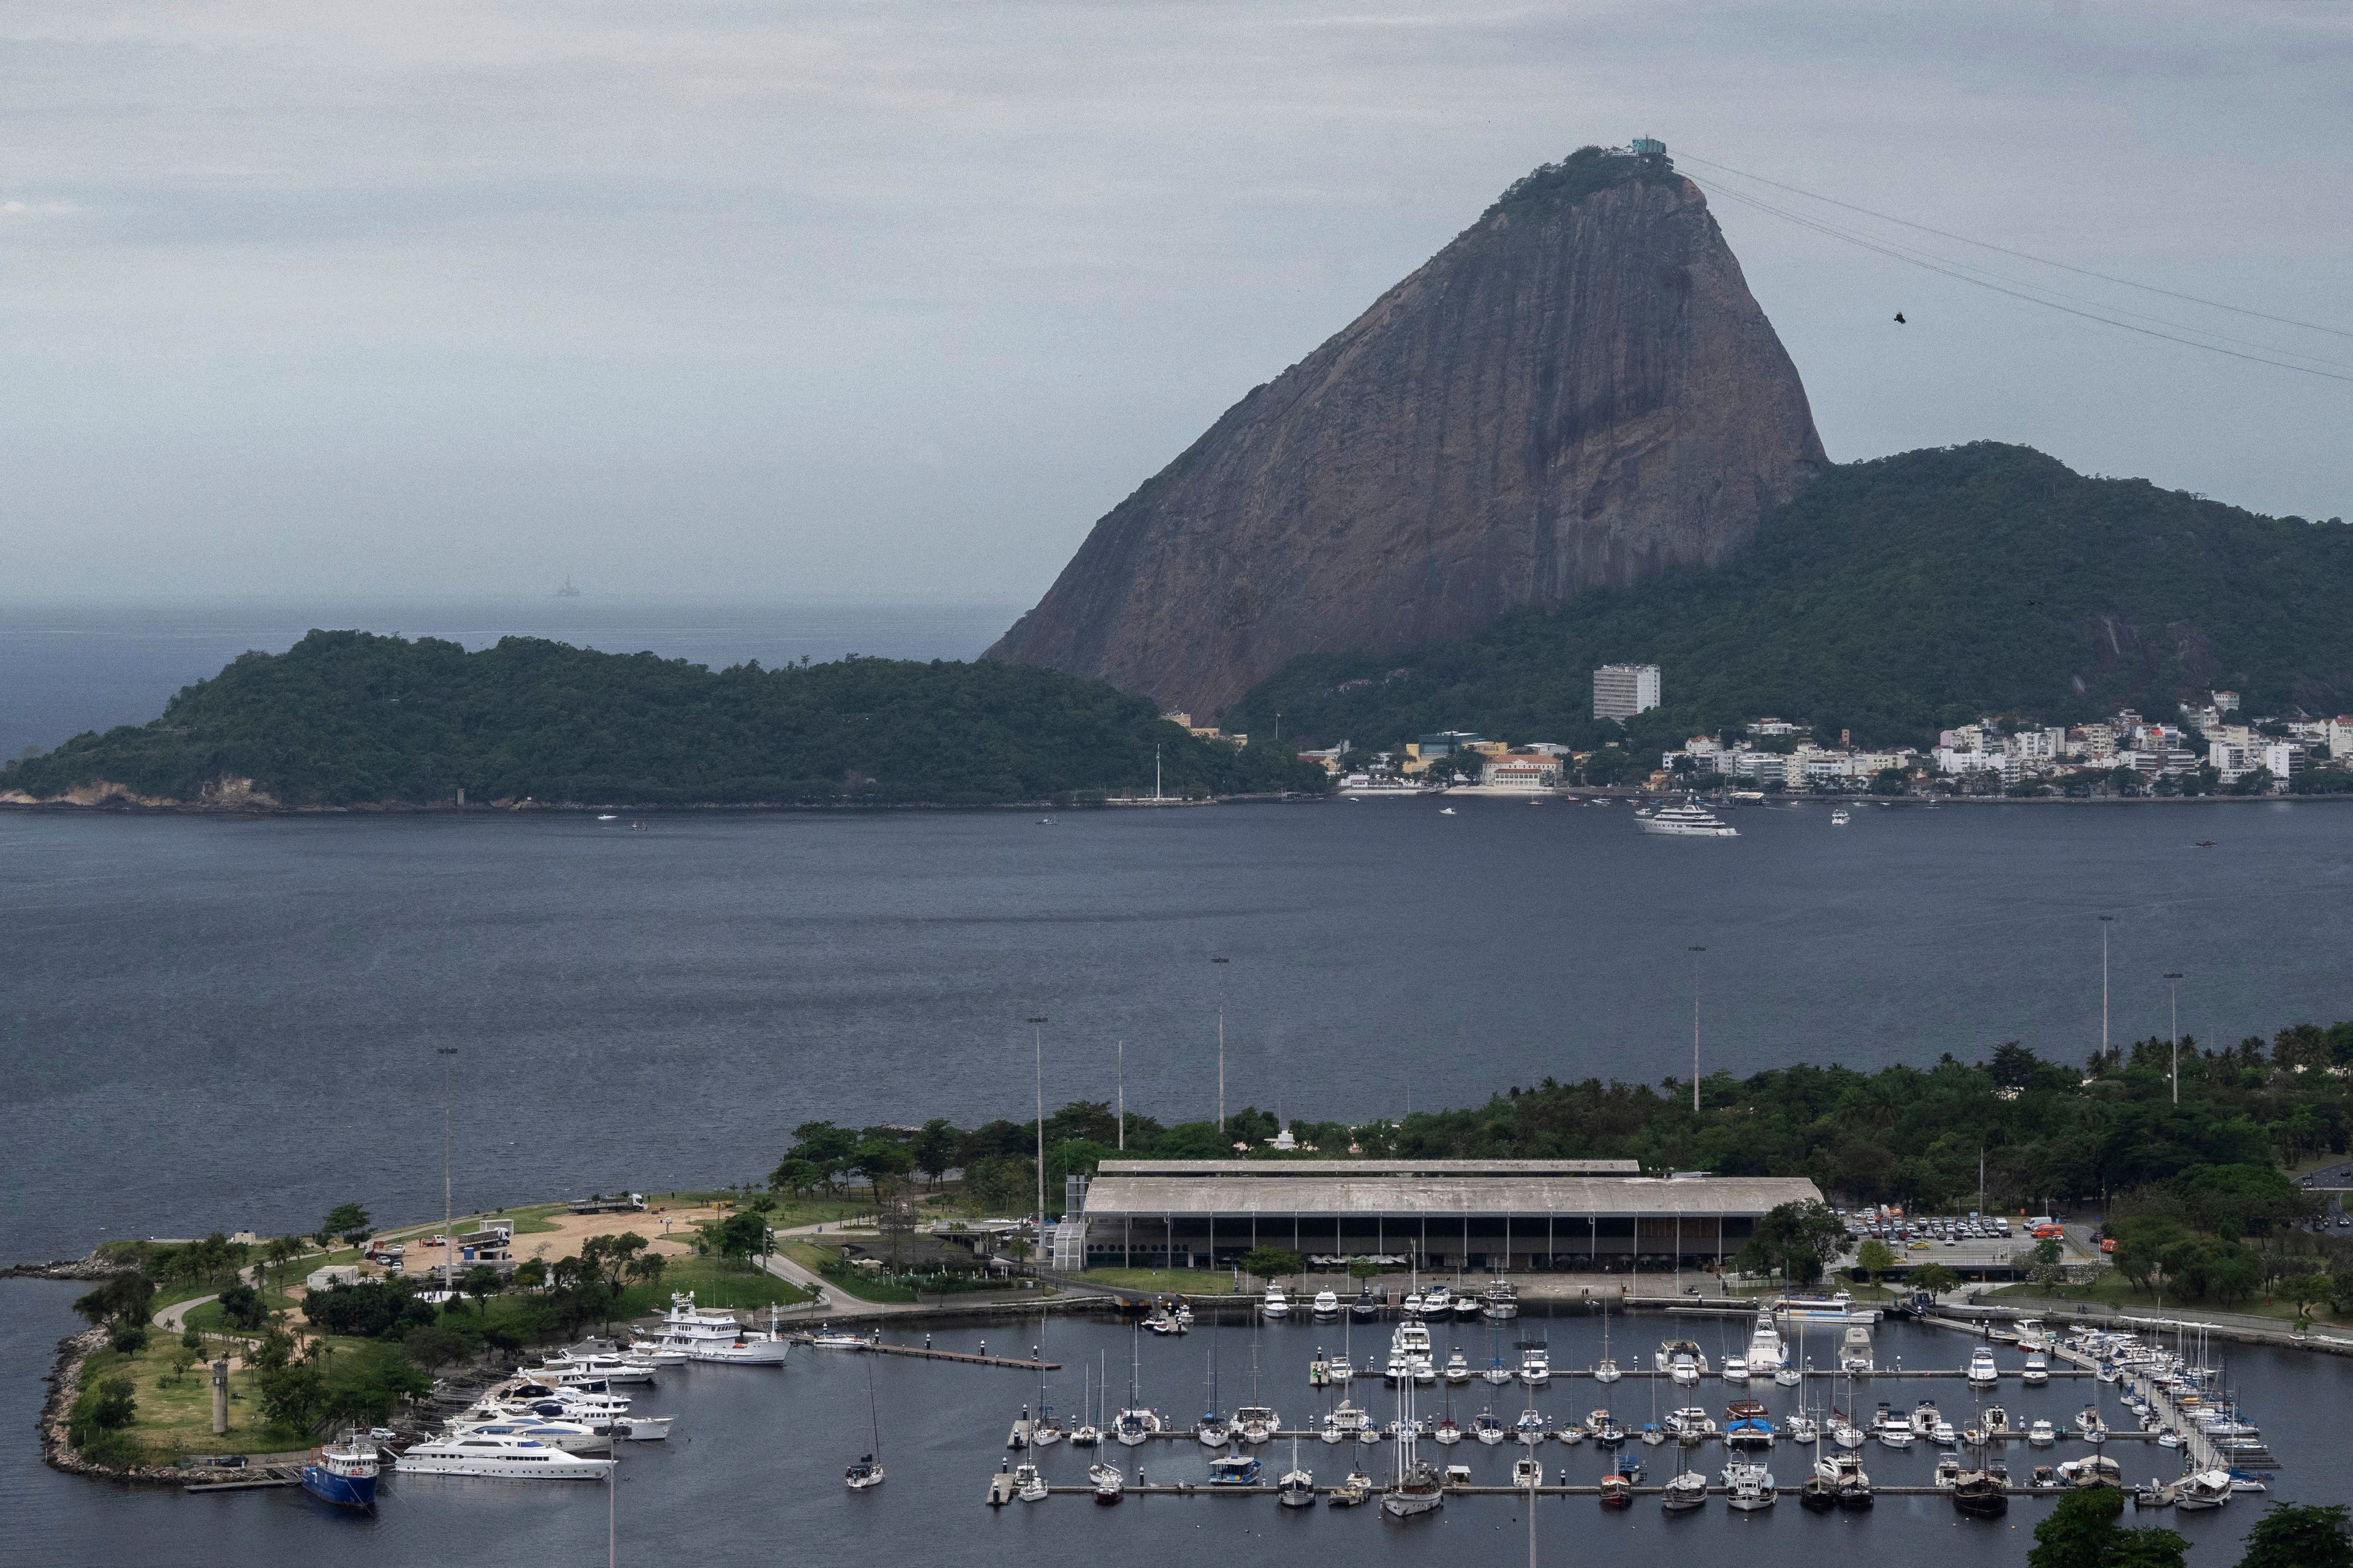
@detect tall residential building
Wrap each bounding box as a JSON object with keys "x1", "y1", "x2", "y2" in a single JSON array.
[{"x1": 1593, "y1": 663, "x2": 1661, "y2": 721}]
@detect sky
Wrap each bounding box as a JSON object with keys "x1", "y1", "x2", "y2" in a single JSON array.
[{"x1": 2, "y1": 1, "x2": 2348, "y2": 607}]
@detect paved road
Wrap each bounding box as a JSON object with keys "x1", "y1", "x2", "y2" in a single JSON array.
[{"x1": 154, "y1": 1293, "x2": 219, "y2": 1331}]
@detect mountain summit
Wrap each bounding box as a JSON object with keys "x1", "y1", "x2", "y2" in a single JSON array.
[{"x1": 988, "y1": 145, "x2": 1827, "y2": 718}]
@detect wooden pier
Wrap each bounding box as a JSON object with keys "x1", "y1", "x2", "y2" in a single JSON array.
[
  {"x1": 183, "y1": 1464, "x2": 304, "y2": 1494},
  {"x1": 813, "y1": 1339, "x2": 1058, "y2": 1371}
]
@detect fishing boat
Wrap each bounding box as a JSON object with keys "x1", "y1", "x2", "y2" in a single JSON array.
[
  {"x1": 1381, "y1": 1374, "x2": 1444, "y2": 1518},
  {"x1": 300, "y1": 1432, "x2": 380, "y2": 1510},
  {"x1": 1089, "y1": 1462, "x2": 1123, "y2": 1504},
  {"x1": 1721, "y1": 1459, "x2": 1778, "y2": 1510},
  {"x1": 394, "y1": 1431, "x2": 615, "y2": 1480},
  {"x1": 1598, "y1": 1471, "x2": 1634, "y2": 1509},
  {"x1": 1952, "y1": 1469, "x2": 2007, "y2": 1517},
  {"x1": 1966, "y1": 1347, "x2": 2000, "y2": 1387},
  {"x1": 1277, "y1": 1437, "x2": 1316, "y2": 1507}
]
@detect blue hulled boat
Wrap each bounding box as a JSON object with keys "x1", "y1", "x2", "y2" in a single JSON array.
[{"x1": 300, "y1": 1434, "x2": 381, "y2": 1510}]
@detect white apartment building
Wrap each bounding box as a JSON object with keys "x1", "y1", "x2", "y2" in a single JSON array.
[{"x1": 1593, "y1": 663, "x2": 1661, "y2": 721}]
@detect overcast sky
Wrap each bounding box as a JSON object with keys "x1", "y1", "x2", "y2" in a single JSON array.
[{"x1": 2, "y1": 1, "x2": 2347, "y2": 605}]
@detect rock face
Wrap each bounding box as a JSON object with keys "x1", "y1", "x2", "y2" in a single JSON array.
[{"x1": 987, "y1": 147, "x2": 1828, "y2": 719}]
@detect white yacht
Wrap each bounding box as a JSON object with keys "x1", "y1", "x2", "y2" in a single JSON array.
[
  {"x1": 1420, "y1": 1285, "x2": 1453, "y2": 1316},
  {"x1": 2022, "y1": 1352, "x2": 2050, "y2": 1386},
  {"x1": 1655, "y1": 1341, "x2": 1708, "y2": 1385},
  {"x1": 1261, "y1": 1286, "x2": 1291, "y2": 1320},
  {"x1": 1594, "y1": 1355, "x2": 1622, "y2": 1384},
  {"x1": 396, "y1": 1431, "x2": 615, "y2": 1480},
  {"x1": 1830, "y1": 808, "x2": 1851, "y2": 827},
  {"x1": 1721, "y1": 1354, "x2": 1750, "y2": 1384},
  {"x1": 1481, "y1": 1279, "x2": 1520, "y2": 1320},
  {"x1": 1442, "y1": 1349, "x2": 1471, "y2": 1385},
  {"x1": 1113, "y1": 1407, "x2": 1161, "y2": 1447},
  {"x1": 1664, "y1": 1407, "x2": 1717, "y2": 1442},
  {"x1": 541, "y1": 1352, "x2": 657, "y2": 1385},
  {"x1": 444, "y1": 1418, "x2": 612, "y2": 1454},
  {"x1": 1312, "y1": 1290, "x2": 1340, "y2": 1321},
  {"x1": 1471, "y1": 1410, "x2": 1507, "y2": 1446},
  {"x1": 1639, "y1": 800, "x2": 1740, "y2": 838},
  {"x1": 1966, "y1": 1347, "x2": 2000, "y2": 1387},
  {"x1": 1322, "y1": 1401, "x2": 1370, "y2": 1444},
  {"x1": 1233, "y1": 1405, "x2": 1279, "y2": 1445},
  {"x1": 1518, "y1": 1344, "x2": 1552, "y2": 1386},
  {"x1": 2027, "y1": 1419, "x2": 2056, "y2": 1447},
  {"x1": 1722, "y1": 1460, "x2": 1778, "y2": 1510},
  {"x1": 1839, "y1": 1324, "x2": 1874, "y2": 1373},
  {"x1": 635, "y1": 1295, "x2": 790, "y2": 1365}
]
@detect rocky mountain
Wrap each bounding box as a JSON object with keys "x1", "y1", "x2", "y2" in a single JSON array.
[{"x1": 987, "y1": 145, "x2": 1827, "y2": 718}]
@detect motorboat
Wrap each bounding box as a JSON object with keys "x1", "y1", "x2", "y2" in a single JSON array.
[
  {"x1": 1830, "y1": 808, "x2": 1851, "y2": 826},
  {"x1": 1471, "y1": 1410, "x2": 1506, "y2": 1446},
  {"x1": 1746, "y1": 1319, "x2": 1786, "y2": 1374},
  {"x1": 1349, "y1": 1291, "x2": 1381, "y2": 1322},
  {"x1": 1664, "y1": 1407, "x2": 1717, "y2": 1443},
  {"x1": 1721, "y1": 1460, "x2": 1777, "y2": 1509},
  {"x1": 2077, "y1": 1407, "x2": 2109, "y2": 1442},
  {"x1": 300, "y1": 1432, "x2": 380, "y2": 1510},
  {"x1": 541, "y1": 1352, "x2": 658, "y2": 1385},
  {"x1": 2028, "y1": 1420, "x2": 2056, "y2": 1447},
  {"x1": 1208, "y1": 1452, "x2": 1262, "y2": 1486},
  {"x1": 1327, "y1": 1352, "x2": 1354, "y2": 1385},
  {"x1": 1933, "y1": 1455, "x2": 1961, "y2": 1489},
  {"x1": 1513, "y1": 1454, "x2": 1544, "y2": 1489},
  {"x1": 1933, "y1": 1417, "x2": 1958, "y2": 1446},
  {"x1": 1640, "y1": 800, "x2": 1740, "y2": 838},
  {"x1": 637, "y1": 1296, "x2": 791, "y2": 1365},
  {"x1": 1442, "y1": 1349, "x2": 1472, "y2": 1385},
  {"x1": 1661, "y1": 1468, "x2": 1708, "y2": 1512},
  {"x1": 1840, "y1": 1324, "x2": 1874, "y2": 1373},
  {"x1": 1262, "y1": 1286, "x2": 1290, "y2": 1320},
  {"x1": 1589, "y1": 1409, "x2": 1626, "y2": 1445},
  {"x1": 1312, "y1": 1290, "x2": 1340, "y2": 1321},
  {"x1": 1721, "y1": 1354, "x2": 1749, "y2": 1385},
  {"x1": 1090, "y1": 1463, "x2": 1123, "y2": 1504},
  {"x1": 394, "y1": 1431, "x2": 615, "y2": 1480},
  {"x1": 1401, "y1": 1291, "x2": 1423, "y2": 1316},
  {"x1": 445, "y1": 1418, "x2": 613, "y2": 1455},
  {"x1": 1328, "y1": 1470, "x2": 1373, "y2": 1507},
  {"x1": 1985, "y1": 1405, "x2": 2010, "y2": 1435},
  {"x1": 1875, "y1": 1411, "x2": 1915, "y2": 1450},
  {"x1": 1599, "y1": 1471, "x2": 1634, "y2": 1508},
  {"x1": 1967, "y1": 1347, "x2": 2000, "y2": 1387},
  {"x1": 1420, "y1": 1286, "x2": 1452, "y2": 1316},
  {"x1": 1454, "y1": 1293, "x2": 1485, "y2": 1321},
  {"x1": 1482, "y1": 1279, "x2": 1520, "y2": 1320},
  {"x1": 1014, "y1": 1460, "x2": 1047, "y2": 1502},
  {"x1": 1909, "y1": 1399, "x2": 1941, "y2": 1437},
  {"x1": 1519, "y1": 1344, "x2": 1552, "y2": 1387},
  {"x1": 2022, "y1": 1352, "x2": 2050, "y2": 1386},
  {"x1": 1655, "y1": 1340, "x2": 1708, "y2": 1385}
]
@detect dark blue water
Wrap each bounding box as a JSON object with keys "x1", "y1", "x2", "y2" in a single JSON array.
[
  {"x1": 0, "y1": 597, "x2": 1017, "y2": 760},
  {"x1": 4, "y1": 798, "x2": 2351, "y2": 1262},
  {"x1": 2, "y1": 1289, "x2": 2339, "y2": 1566}
]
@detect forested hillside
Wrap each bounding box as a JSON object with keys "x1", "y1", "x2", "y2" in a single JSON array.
[
  {"x1": 1, "y1": 632, "x2": 1326, "y2": 807},
  {"x1": 1226, "y1": 443, "x2": 2353, "y2": 752}
]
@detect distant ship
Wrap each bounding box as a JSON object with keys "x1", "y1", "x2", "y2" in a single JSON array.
[{"x1": 556, "y1": 576, "x2": 583, "y2": 599}]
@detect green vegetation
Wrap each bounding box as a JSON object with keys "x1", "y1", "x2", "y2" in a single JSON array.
[
  {"x1": 1229, "y1": 444, "x2": 2353, "y2": 756},
  {"x1": 1487, "y1": 144, "x2": 1679, "y2": 220},
  {"x1": 4, "y1": 632, "x2": 1327, "y2": 807},
  {"x1": 2236, "y1": 1504, "x2": 2353, "y2": 1568},
  {"x1": 2029, "y1": 1486, "x2": 2186, "y2": 1568},
  {"x1": 1237, "y1": 1246, "x2": 1303, "y2": 1283},
  {"x1": 1076, "y1": 1268, "x2": 1240, "y2": 1296}
]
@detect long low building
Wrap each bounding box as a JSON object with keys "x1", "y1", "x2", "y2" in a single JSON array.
[{"x1": 1067, "y1": 1159, "x2": 1822, "y2": 1273}]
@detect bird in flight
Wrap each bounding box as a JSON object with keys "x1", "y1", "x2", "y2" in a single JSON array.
[{"x1": 1893, "y1": 312, "x2": 1907, "y2": 324}]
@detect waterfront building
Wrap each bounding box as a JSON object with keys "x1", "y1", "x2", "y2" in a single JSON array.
[
  {"x1": 1071, "y1": 1160, "x2": 1822, "y2": 1273},
  {"x1": 1592, "y1": 664, "x2": 1661, "y2": 722},
  {"x1": 1480, "y1": 752, "x2": 1563, "y2": 790}
]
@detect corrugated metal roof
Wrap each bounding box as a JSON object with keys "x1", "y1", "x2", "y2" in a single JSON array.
[
  {"x1": 1095, "y1": 1159, "x2": 1641, "y2": 1177},
  {"x1": 1083, "y1": 1173, "x2": 1821, "y2": 1218}
]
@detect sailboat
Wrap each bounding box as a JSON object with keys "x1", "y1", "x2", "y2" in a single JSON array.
[
  {"x1": 1380, "y1": 1369, "x2": 1444, "y2": 1518},
  {"x1": 1196, "y1": 1345, "x2": 1229, "y2": 1445},
  {"x1": 1031, "y1": 1324, "x2": 1063, "y2": 1445},
  {"x1": 1113, "y1": 1325, "x2": 1161, "y2": 1446},
  {"x1": 1595, "y1": 1302, "x2": 1622, "y2": 1384},
  {"x1": 1277, "y1": 1435, "x2": 1316, "y2": 1507},
  {"x1": 1232, "y1": 1333, "x2": 1278, "y2": 1444},
  {"x1": 1072, "y1": 1356, "x2": 1101, "y2": 1447},
  {"x1": 845, "y1": 1355, "x2": 885, "y2": 1490}
]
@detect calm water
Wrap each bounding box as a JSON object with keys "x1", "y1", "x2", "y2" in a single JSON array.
[{"x1": 2, "y1": 1290, "x2": 2341, "y2": 1566}]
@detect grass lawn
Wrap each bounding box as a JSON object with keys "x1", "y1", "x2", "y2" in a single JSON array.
[
  {"x1": 182, "y1": 1291, "x2": 299, "y2": 1335},
  {"x1": 1983, "y1": 1273, "x2": 2346, "y2": 1326},
  {"x1": 616, "y1": 1254, "x2": 811, "y2": 1315},
  {"x1": 80, "y1": 1333, "x2": 386, "y2": 1462},
  {"x1": 1078, "y1": 1268, "x2": 1240, "y2": 1296}
]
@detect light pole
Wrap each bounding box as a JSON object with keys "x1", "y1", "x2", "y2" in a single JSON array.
[
  {"x1": 1115, "y1": 1039, "x2": 1125, "y2": 1152},
  {"x1": 436, "y1": 1046, "x2": 458, "y2": 1297},
  {"x1": 2099, "y1": 916, "x2": 2115, "y2": 1064},
  {"x1": 2164, "y1": 973, "x2": 2183, "y2": 1104},
  {"x1": 1029, "y1": 1016, "x2": 1048, "y2": 1268},
  {"x1": 1212, "y1": 956, "x2": 1230, "y2": 1134},
  {"x1": 1688, "y1": 947, "x2": 1705, "y2": 1115}
]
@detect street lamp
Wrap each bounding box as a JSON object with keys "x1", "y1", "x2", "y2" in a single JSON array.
[
  {"x1": 2098, "y1": 916, "x2": 2115, "y2": 1064},
  {"x1": 1115, "y1": 1039, "x2": 1125, "y2": 1152},
  {"x1": 436, "y1": 1046, "x2": 458, "y2": 1297},
  {"x1": 1029, "y1": 1017, "x2": 1048, "y2": 1268},
  {"x1": 2163, "y1": 974, "x2": 2184, "y2": 1104},
  {"x1": 1212, "y1": 956, "x2": 1230, "y2": 1133},
  {"x1": 1688, "y1": 947, "x2": 1705, "y2": 1115}
]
